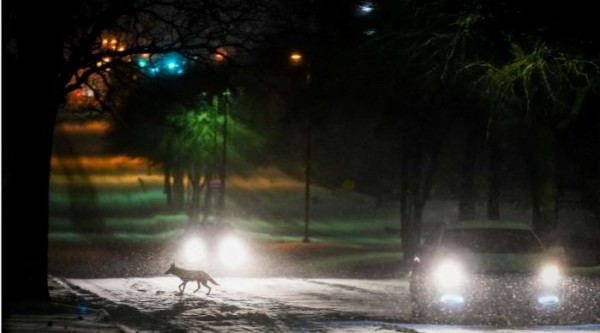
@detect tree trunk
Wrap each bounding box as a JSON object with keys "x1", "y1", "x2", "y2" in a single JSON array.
[
  {"x1": 400, "y1": 132, "x2": 441, "y2": 263},
  {"x1": 487, "y1": 129, "x2": 501, "y2": 220},
  {"x1": 530, "y1": 124, "x2": 558, "y2": 241},
  {"x1": 164, "y1": 162, "x2": 172, "y2": 206},
  {"x1": 172, "y1": 166, "x2": 185, "y2": 210},
  {"x1": 596, "y1": 115, "x2": 600, "y2": 227},
  {"x1": 596, "y1": 140, "x2": 600, "y2": 226},
  {"x1": 203, "y1": 172, "x2": 214, "y2": 220},
  {"x1": 410, "y1": 201, "x2": 425, "y2": 257},
  {"x1": 458, "y1": 129, "x2": 478, "y2": 221},
  {"x1": 400, "y1": 146, "x2": 413, "y2": 262},
  {"x1": 218, "y1": 94, "x2": 228, "y2": 213},
  {"x1": 189, "y1": 169, "x2": 208, "y2": 219},
  {"x1": 403, "y1": 139, "x2": 425, "y2": 261},
  {"x1": 3, "y1": 0, "x2": 71, "y2": 301},
  {"x1": 190, "y1": 173, "x2": 201, "y2": 213}
]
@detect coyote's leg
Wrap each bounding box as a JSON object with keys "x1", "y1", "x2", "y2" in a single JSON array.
[
  {"x1": 202, "y1": 281, "x2": 211, "y2": 295},
  {"x1": 193, "y1": 280, "x2": 201, "y2": 293},
  {"x1": 179, "y1": 281, "x2": 187, "y2": 295}
]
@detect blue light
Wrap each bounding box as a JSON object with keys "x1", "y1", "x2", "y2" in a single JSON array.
[
  {"x1": 359, "y1": 3, "x2": 374, "y2": 14},
  {"x1": 137, "y1": 59, "x2": 148, "y2": 68},
  {"x1": 160, "y1": 53, "x2": 185, "y2": 74},
  {"x1": 440, "y1": 294, "x2": 465, "y2": 305},
  {"x1": 79, "y1": 306, "x2": 88, "y2": 314},
  {"x1": 538, "y1": 295, "x2": 560, "y2": 306}
]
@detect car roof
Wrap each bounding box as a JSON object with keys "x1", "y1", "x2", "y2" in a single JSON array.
[{"x1": 445, "y1": 220, "x2": 534, "y2": 231}]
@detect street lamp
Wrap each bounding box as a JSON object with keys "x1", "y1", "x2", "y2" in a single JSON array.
[
  {"x1": 212, "y1": 48, "x2": 230, "y2": 214},
  {"x1": 289, "y1": 51, "x2": 303, "y2": 65},
  {"x1": 289, "y1": 51, "x2": 311, "y2": 243}
]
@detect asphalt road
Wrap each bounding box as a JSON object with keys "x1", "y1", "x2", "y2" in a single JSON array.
[{"x1": 59, "y1": 276, "x2": 600, "y2": 332}]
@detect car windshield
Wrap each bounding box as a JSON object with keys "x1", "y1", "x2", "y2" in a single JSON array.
[{"x1": 440, "y1": 228, "x2": 544, "y2": 254}]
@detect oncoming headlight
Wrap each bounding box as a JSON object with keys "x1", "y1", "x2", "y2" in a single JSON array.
[
  {"x1": 218, "y1": 235, "x2": 247, "y2": 269},
  {"x1": 434, "y1": 260, "x2": 465, "y2": 288},
  {"x1": 182, "y1": 237, "x2": 206, "y2": 263},
  {"x1": 540, "y1": 264, "x2": 561, "y2": 287}
]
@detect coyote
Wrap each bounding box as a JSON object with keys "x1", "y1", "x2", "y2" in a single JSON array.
[{"x1": 165, "y1": 263, "x2": 220, "y2": 295}]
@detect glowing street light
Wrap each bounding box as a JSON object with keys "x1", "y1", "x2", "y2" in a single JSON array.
[
  {"x1": 358, "y1": 2, "x2": 374, "y2": 14},
  {"x1": 289, "y1": 51, "x2": 303, "y2": 65},
  {"x1": 212, "y1": 47, "x2": 229, "y2": 63},
  {"x1": 289, "y1": 51, "x2": 311, "y2": 243}
]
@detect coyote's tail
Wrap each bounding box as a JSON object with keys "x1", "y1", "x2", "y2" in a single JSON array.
[{"x1": 208, "y1": 276, "x2": 220, "y2": 286}]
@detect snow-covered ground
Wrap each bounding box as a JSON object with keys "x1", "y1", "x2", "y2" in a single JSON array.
[{"x1": 54, "y1": 276, "x2": 600, "y2": 332}]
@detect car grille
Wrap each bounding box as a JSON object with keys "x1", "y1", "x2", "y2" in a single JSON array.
[{"x1": 464, "y1": 274, "x2": 535, "y2": 305}]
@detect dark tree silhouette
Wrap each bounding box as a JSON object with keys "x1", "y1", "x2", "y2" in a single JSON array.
[{"x1": 3, "y1": 0, "x2": 275, "y2": 302}]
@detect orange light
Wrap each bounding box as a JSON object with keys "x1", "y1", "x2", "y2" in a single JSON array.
[
  {"x1": 56, "y1": 120, "x2": 110, "y2": 134},
  {"x1": 212, "y1": 47, "x2": 228, "y2": 62},
  {"x1": 51, "y1": 155, "x2": 148, "y2": 171},
  {"x1": 289, "y1": 52, "x2": 303, "y2": 65},
  {"x1": 102, "y1": 57, "x2": 111, "y2": 63},
  {"x1": 102, "y1": 39, "x2": 108, "y2": 45},
  {"x1": 117, "y1": 45, "x2": 125, "y2": 52}
]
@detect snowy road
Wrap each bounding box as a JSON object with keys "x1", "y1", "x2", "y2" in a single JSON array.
[{"x1": 58, "y1": 276, "x2": 600, "y2": 332}]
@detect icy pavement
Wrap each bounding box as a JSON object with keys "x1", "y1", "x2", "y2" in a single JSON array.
[{"x1": 51, "y1": 276, "x2": 600, "y2": 332}]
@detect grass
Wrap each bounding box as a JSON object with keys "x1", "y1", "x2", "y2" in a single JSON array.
[
  {"x1": 49, "y1": 162, "x2": 400, "y2": 250},
  {"x1": 50, "y1": 189, "x2": 167, "y2": 209}
]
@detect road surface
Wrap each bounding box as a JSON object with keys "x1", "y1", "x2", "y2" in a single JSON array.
[{"x1": 53, "y1": 276, "x2": 600, "y2": 332}]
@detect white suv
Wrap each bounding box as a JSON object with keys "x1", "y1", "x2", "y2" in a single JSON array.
[{"x1": 409, "y1": 221, "x2": 563, "y2": 324}]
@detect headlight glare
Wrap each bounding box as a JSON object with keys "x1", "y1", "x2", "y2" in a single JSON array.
[
  {"x1": 182, "y1": 237, "x2": 206, "y2": 263},
  {"x1": 540, "y1": 264, "x2": 561, "y2": 287},
  {"x1": 434, "y1": 260, "x2": 465, "y2": 288},
  {"x1": 219, "y1": 235, "x2": 247, "y2": 269}
]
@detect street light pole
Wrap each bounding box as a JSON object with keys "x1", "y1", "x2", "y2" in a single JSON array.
[
  {"x1": 303, "y1": 117, "x2": 311, "y2": 243},
  {"x1": 213, "y1": 48, "x2": 229, "y2": 215},
  {"x1": 291, "y1": 51, "x2": 312, "y2": 243},
  {"x1": 219, "y1": 90, "x2": 230, "y2": 212}
]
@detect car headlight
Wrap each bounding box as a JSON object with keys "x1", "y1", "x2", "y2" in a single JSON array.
[
  {"x1": 182, "y1": 237, "x2": 206, "y2": 263},
  {"x1": 434, "y1": 260, "x2": 465, "y2": 288},
  {"x1": 540, "y1": 264, "x2": 561, "y2": 287},
  {"x1": 218, "y1": 235, "x2": 247, "y2": 269}
]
